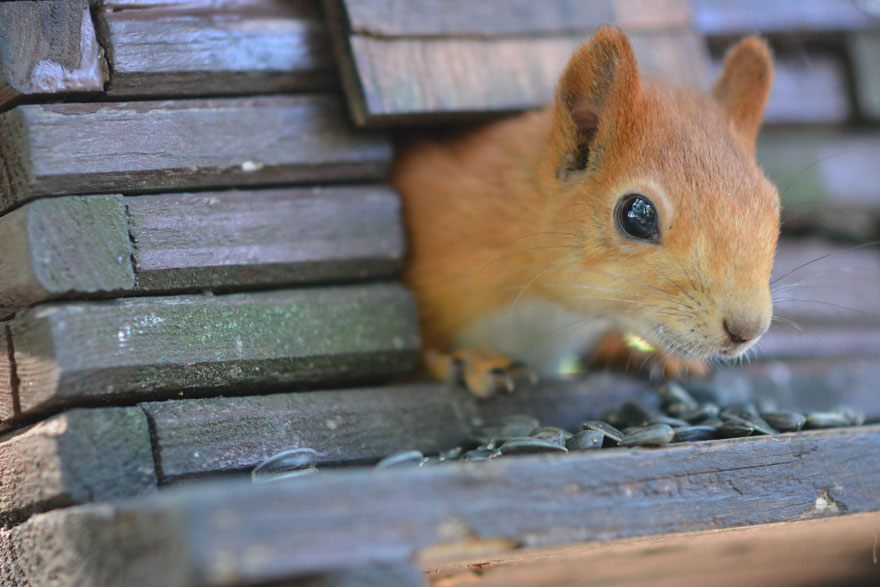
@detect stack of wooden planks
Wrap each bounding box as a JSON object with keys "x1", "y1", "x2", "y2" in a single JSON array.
[{"x1": 1, "y1": 1, "x2": 879, "y2": 586}]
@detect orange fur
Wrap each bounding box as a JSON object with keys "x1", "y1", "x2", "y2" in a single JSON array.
[{"x1": 393, "y1": 28, "x2": 780, "y2": 375}]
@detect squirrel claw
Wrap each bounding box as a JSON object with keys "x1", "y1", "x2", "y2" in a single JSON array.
[{"x1": 424, "y1": 348, "x2": 534, "y2": 398}]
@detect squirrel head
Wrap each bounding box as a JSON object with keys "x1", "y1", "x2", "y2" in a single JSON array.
[{"x1": 536, "y1": 27, "x2": 779, "y2": 360}]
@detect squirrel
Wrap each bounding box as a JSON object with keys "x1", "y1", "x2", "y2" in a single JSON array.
[{"x1": 392, "y1": 27, "x2": 780, "y2": 398}]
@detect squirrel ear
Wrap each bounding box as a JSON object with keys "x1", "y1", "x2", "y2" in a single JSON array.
[
  {"x1": 554, "y1": 27, "x2": 639, "y2": 179},
  {"x1": 713, "y1": 37, "x2": 773, "y2": 150}
]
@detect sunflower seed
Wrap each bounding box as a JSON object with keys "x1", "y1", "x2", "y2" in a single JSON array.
[
  {"x1": 463, "y1": 448, "x2": 496, "y2": 461},
  {"x1": 679, "y1": 403, "x2": 721, "y2": 424},
  {"x1": 439, "y1": 446, "x2": 463, "y2": 461},
  {"x1": 805, "y1": 411, "x2": 852, "y2": 429},
  {"x1": 566, "y1": 429, "x2": 604, "y2": 450},
  {"x1": 836, "y1": 406, "x2": 865, "y2": 426},
  {"x1": 759, "y1": 411, "x2": 806, "y2": 432},
  {"x1": 716, "y1": 420, "x2": 755, "y2": 438},
  {"x1": 498, "y1": 437, "x2": 569, "y2": 455},
  {"x1": 580, "y1": 420, "x2": 625, "y2": 444},
  {"x1": 680, "y1": 381, "x2": 729, "y2": 406},
  {"x1": 530, "y1": 426, "x2": 572, "y2": 446},
  {"x1": 721, "y1": 407, "x2": 777, "y2": 435},
  {"x1": 658, "y1": 381, "x2": 698, "y2": 412},
  {"x1": 673, "y1": 425, "x2": 717, "y2": 443},
  {"x1": 251, "y1": 448, "x2": 319, "y2": 483},
  {"x1": 648, "y1": 415, "x2": 690, "y2": 428},
  {"x1": 376, "y1": 450, "x2": 426, "y2": 468},
  {"x1": 619, "y1": 424, "x2": 675, "y2": 447},
  {"x1": 619, "y1": 400, "x2": 662, "y2": 427}
]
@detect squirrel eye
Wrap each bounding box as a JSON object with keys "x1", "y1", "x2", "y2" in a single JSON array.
[{"x1": 615, "y1": 194, "x2": 660, "y2": 243}]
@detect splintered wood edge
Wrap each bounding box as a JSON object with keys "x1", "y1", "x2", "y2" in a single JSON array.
[{"x1": 2, "y1": 425, "x2": 879, "y2": 585}]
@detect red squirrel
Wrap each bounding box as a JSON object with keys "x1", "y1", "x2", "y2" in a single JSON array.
[{"x1": 393, "y1": 28, "x2": 780, "y2": 397}]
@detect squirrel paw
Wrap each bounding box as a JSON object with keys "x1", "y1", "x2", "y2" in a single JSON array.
[
  {"x1": 589, "y1": 332, "x2": 708, "y2": 380},
  {"x1": 424, "y1": 347, "x2": 535, "y2": 399}
]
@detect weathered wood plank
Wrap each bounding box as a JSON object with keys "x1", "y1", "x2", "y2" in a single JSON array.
[
  {"x1": 428, "y1": 513, "x2": 880, "y2": 586},
  {"x1": 102, "y1": 0, "x2": 335, "y2": 97},
  {"x1": 758, "y1": 54, "x2": 851, "y2": 125},
  {"x1": 849, "y1": 32, "x2": 880, "y2": 121},
  {"x1": 0, "y1": 96, "x2": 392, "y2": 213},
  {"x1": 0, "y1": 186, "x2": 405, "y2": 313},
  {"x1": 0, "y1": 195, "x2": 134, "y2": 318},
  {"x1": 694, "y1": 0, "x2": 880, "y2": 34},
  {"x1": 3, "y1": 425, "x2": 879, "y2": 585},
  {"x1": 0, "y1": 407, "x2": 156, "y2": 526},
  {"x1": 0, "y1": 330, "x2": 14, "y2": 423},
  {"x1": 332, "y1": 31, "x2": 709, "y2": 126},
  {"x1": 4, "y1": 284, "x2": 419, "y2": 421},
  {"x1": 127, "y1": 185, "x2": 405, "y2": 292},
  {"x1": 142, "y1": 354, "x2": 880, "y2": 485},
  {"x1": 0, "y1": 0, "x2": 109, "y2": 110},
  {"x1": 339, "y1": 0, "x2": 692, "y2": 37}
]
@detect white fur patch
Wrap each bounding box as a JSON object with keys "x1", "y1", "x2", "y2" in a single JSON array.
[{"x1": 452, "y1": 297, "x2": 611, "y2": 376}]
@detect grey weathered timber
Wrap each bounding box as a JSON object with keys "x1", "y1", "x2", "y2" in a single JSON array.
[
  {"x1": 0, "y1": 186, "x2": 404, "y2": 313},
  {"x1": 0, "y1": 195, "x2": 134, "y2": 318},
  {"x1": 3, "y1": 284, "x2": 419, "y2": 422},
  {"x1": 0, "y1": 329, "x2": 13, "y2": 423},
  {"x1": 849, "y1": 32, "x2": 880, "y2": 121},
  {"x1": 2, "y1": 425, "x2": 879, "y2": 586},
  {"x1": 759, "y1": 54, "x2": 851, "y2": 125},
  {"x1": 694, "y1": 0, "x2": 880, "y2": 34},
  {"x1": 0, "y1": 0, "x2": 109, "y2": 110},
  {"x1": 325, "y1": 0, "x2": 709, "y2": 126},
  {"x1": 339, "y1": 0, "x2": 692, "y2": 37},
  {"x1": 142, "y1": 356, "x2": 880, "y2": 484},
  {"x1": 101, "y1": 0, "x2": 336, "y2": 97},
  {"x1": 0, "y1": 95, "x2": 392, "y2": 213},
  {"x1": 0, "y1": 407, "x2": 156, "y2": 526},
  {"x1": 127, "y1": 185, "x2": 405, "y2": 292}
]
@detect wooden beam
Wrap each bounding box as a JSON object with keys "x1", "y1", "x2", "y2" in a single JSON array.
[
  {"x1": 694, "y1": 0, "x2": 880, "y2": 35},
  {"x1": 0, "y1": 95, "x2": 392, "y2": 213},
  {"x1": 0, "y1": 0, "x2": 109, "y2": 110},
  {"x1": 0, "y1": 195, "x2": 134, "y2": 317},
  {"x1": 0, "y1": 407, "x2": 156, "y2": 526},
  {"x1": 339, "y1": 0, "x2": 692, "y2": 37},
  {"x1": 2, "y1": 425, "x2": 879, "y2": 585},
  {"x1": 849, "y1": 32, "x2": 880, "y2": 121},
  {"x1": 101, "y1": 0, "x2": 336, "y2": 98},
  {"x1": 427, "y1": 512, "x2": 880, "y2": 586},
  {"x1": 127, "y1": 185, "x2": 405, "y2": 292},
  {"x1": 0, "y1": 186, "x2": 405, "y2": 314},
  {"x1": 3, "y1": 284, "x2": 420, "y2": 422}
]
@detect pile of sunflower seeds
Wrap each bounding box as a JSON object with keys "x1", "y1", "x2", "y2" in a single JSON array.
[{"x1": 252, "y1": 381, "x2": 867, "y2": 481}]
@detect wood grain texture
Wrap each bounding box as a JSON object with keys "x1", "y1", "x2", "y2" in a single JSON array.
[
  {"x1": 759, "y1": 54, "x2": 851, "y2": 125},
  {"x1": 428, "y1": 513, "x2": 880, "y2": 586},
  {"x1": 6, "y1": 284, "x2": 419, "y2": 420},
  {"x1": 0, "y1": 330, "x2": 14, "y2": 423},
  {"x1": 0, "y1": 96, "x2": 392, "y2": 212},
  {"x1": 0, "y1": 0, "x2": 109, "y2": 110},
  {"x1": 849, "y1": 32, "x2": 880, "y2": 121},
  {"x1": 340, "y1": 0, "x2": 692, "y2": 37},
  {"x1": 336, "y1": 32, "x2": 710, "y2": 125},
  {"x1": 2, "y1": 425, "x2": 879, "y2": 585},
  {"x1": 694, "y1": 0, "x2": 880, "y2": 34},
  {"x1": 0, "y1": 195, "x2": 134, "y2": 318},
  {"x1": 127, "y1": 185, "x2": 405, "y2": 292},
  {"x1": 0, "y1": 407, "x2": 156, "y2": 526},
  {"x1": 102, "y1": 0, "x2": 336, "y2": 97}
]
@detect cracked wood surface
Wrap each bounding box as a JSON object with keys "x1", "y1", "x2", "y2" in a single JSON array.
[
  {"x1": 0, "y1": 95, "x2": 391, "y2": 214},
  {"x1": 1, "y1": 425, "x2": 879, "y2": 586},
  {"x1": 0, "y1": 186, "x2": 404, "y2": 315},
  {"x1": 101, "y1": 0, "x2": 335, "y2": 97},
  {"x1": 0, "y1": 0, "x2": 109, "y2": 110}
]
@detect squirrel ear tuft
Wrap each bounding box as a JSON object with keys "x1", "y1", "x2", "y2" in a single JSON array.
[
  {"x1": 713, "y1": 36, "x2": 773, "y2": 150},
  {"x1": 555, "y1": 27, "x2": 639, "y2": 179}
]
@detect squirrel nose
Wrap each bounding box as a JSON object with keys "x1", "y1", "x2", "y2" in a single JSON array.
[{"x1": 723, "y1": 317, "x2": 767, "y2": 345}]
